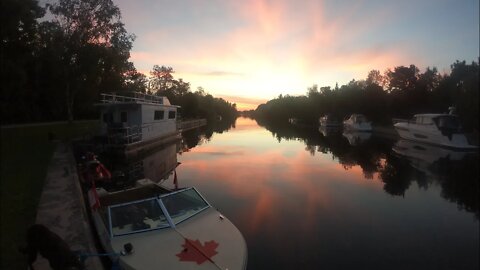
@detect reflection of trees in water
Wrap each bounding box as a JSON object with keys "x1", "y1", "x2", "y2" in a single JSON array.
[
  {"x1": 379, "y1": 153, "x2": 413, "y2": 196},
  {"x1": 258, "y1": 119, "x2": 479, "y2": 218},
  {"x1": 436, "y1": 155, "x2": 479, "y2": 219},
  {"x1": 180, "y1": 117, "x2": 237, "y2": 152}
]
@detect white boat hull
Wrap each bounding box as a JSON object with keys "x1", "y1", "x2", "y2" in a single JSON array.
[
  {"x1": 394, "y1": 122, "x2": 477, "y2": 150},
  {"x1": 88, "y1": 185, "x2": 247, "y2": 270}
]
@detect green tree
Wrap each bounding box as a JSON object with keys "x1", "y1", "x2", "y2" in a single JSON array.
[
  {"x1": 46, "y1": 0, "x2": 136, "y2": 121},
  {"x1": 150, "y1": 65, "x2": 174, "y2": 93},
  {"x1": 1, "y1": 0, "x2": 45, "y2": 123},
  {"x1": 386, "y1": 65, "x2": 419, "y2": 92},
  {"x1": 448, "y1": 60, "x2": 479, "y2": 130},
  {"x1": 124, "y1": 70, "x2": 148, "y2": 93}
]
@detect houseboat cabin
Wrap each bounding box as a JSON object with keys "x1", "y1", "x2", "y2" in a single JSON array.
[{"x1": 97, "y1": 92, "x2": 180, "y2": 145}]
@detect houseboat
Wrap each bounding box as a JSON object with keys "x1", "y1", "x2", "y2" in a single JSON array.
[
  {"x1": 343, "y1": 114, "x2": 372, "y2": 131},
  {"x1": 393, "y1": 109, "x2": 477, "y2": 150},
  {"x1": 96, "y1": 92, "x2": 182, "y2": 157}
]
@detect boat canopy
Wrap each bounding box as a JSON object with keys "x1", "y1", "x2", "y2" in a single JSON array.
[{"x1": 107, "y1": 188, "x2": 210, "y2": 237}]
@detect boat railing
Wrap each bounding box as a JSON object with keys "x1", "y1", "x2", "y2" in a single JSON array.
[
  {"x1": 100, "y1": 92, "x2": 166, "y2": 105},
  {"x1": 107, "y1": 124, "x2": 143, "y2": 145}
]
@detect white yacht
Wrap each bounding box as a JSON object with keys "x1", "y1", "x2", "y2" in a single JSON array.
[
  {"x1": 393, "y1": 111, "x2": 477, "y2": 150},
  {"x1": 96, "y1": 92, "x2": 182, "y2": 156},
  {"x1": 343, "y1": 114, "x2": 372, "y2": 131},
  {"x1": 88, "y1": 179, "x2": 247, "y2": 270}
]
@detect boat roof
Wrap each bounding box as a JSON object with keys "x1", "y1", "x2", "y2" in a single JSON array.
[{"x1": 96, "y1": 92, "x2": 181, "y2": 108}]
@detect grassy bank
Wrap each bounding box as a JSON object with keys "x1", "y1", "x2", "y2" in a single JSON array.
[{"x1": 0, "y1": 121, "x2": 99, "y2": 269}]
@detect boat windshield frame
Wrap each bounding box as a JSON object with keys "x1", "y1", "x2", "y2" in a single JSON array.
[{"x1": 107, "y1": 187, "x2": 211, "y2": 238}]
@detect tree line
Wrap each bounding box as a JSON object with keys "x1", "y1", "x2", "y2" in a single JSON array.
[
  {"x1": 1, "y1": 0, "x2": 237, "y2": 124},
  {"x1": 253, "y1": 60, "x2": 479, "y2": 131}
]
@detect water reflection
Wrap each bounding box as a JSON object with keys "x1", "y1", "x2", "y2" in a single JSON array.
[
  {"x1": 390, "y1": 139, "x2": 479, "y2": 217},
  {"x1": 318, "y1": 126, "x2": 342, "y2": 137},
  {"x1": 342, "y1": 130, "x2": 372, "y2": 146},
  {"x1": 178, "y1": 118, "x2": 478, "y2": 269},
  {"x1": 256, "y1": 118, "x2": 479, "y2": 218},
  {"x1": 98, "y1": 117, "x2": 478, "y2": 270}
]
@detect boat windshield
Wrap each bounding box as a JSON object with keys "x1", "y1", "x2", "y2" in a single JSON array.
[
  {"x1": 108, "y1": 188, "x2": 210, "y2": 237},
  {"x1": 160, "y1": 188, "x2": 210, "y2": 225},
  {"x1": 110, "y1": 198, "x2": 169, "y2": 237}
]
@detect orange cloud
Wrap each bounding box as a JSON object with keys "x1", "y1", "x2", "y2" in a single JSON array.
[{"x1": 124, "y1": 0, "x2": 435, "y2": 101}]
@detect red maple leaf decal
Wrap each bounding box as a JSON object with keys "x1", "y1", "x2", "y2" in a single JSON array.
[{"x1": 176, "y1": 238, "x2": 219, "y2": 264}]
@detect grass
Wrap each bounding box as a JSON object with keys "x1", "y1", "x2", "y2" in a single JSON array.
[{"x1": 0, "y1": 121, "x2": 99, "y2": 269}]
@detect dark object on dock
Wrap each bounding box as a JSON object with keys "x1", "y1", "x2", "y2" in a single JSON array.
[{"x1": 20, "y1": 224, "x2": 84, "y2": 270}]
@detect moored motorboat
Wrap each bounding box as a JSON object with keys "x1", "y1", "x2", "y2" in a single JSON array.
[
  {"x1": 343, "y1": 114, "x2": 372, "y2": 131},
  {"x1": 96, "y1": 92, "x2": 182, "y2": 157},
  {"x1": 393, "y1": 110, "x2": 477, "y2": 150},
  {"x1": 88, "y1": 179, "x2": 247, "y2": 270},
  {"x1": 319, "y1": 114, "x2": 342, "y2": 128}
]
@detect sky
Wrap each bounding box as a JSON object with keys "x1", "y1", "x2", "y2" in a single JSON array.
[{"x1": 114, "y1": 0, "x2": 479, "y2": 110}]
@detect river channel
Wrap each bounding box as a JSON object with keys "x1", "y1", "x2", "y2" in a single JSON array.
[{"x1": 98, "y1": 117, "x2": 479, "y2": 270}]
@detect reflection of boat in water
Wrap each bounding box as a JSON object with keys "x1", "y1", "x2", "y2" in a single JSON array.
[
  {"x1": 343, "y1": 114, "x2": 372, "y2": 131},
  {"x1": 392, "y1": 139, "x2": 475, "y2": 175},
  {"x1": 140, "y1": 142, "x2": 179, "y2": 183},
  {"x1": 319, "y1": 114, "x2": 342, "y2": 127},
  {"x1": 393, "y1": 108, "x2": 477, "y2": 150},
  {"x1": 342, "y1": 131, "x2": 371, "y2": 146},
  {"x1": 88, "y1": 179, "x2": 247, "y2": 270},
  {"x1": 318, "y1": 125, "x2": 342, "y2": 137}
]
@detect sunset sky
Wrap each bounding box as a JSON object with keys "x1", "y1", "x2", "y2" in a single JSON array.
[{"x1": 114, "y1": 0, "x2": 479, "y2": 110}]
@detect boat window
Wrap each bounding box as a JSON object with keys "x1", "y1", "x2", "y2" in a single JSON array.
[
  {"x1": 109, "y1": 199, "x2": 169, "y2": 236},
  {"x1": 421, "y1": 117, "x2": 433, "y2": 125},
  {"x1": 434, "y1": 116, "x2": 460, "y2": 129},
  {"x1": 161, "y1": 188, "x2": 209, "y2": 225},
  {"x1": 154, "y1": 110, "x2": 164, "y2": 120},
  {"x1": 168, "y1": 111, "x2": 176, "y2": 119},
  {"x1": 120, "y1": 111, "x2": 127, "y2": 123}
]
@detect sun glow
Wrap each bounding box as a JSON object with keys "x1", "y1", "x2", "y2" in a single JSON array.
[{"x1": 118, "y1": 0, "x2": 479, "y2": 110}]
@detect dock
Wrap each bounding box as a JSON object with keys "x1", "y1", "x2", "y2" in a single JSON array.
[
  {"x1": 33, "y1": 142, "x2": 103, "y2": 270},
  {"x1": 177, "y1": 118, "x2": 207, "y2": 132}
]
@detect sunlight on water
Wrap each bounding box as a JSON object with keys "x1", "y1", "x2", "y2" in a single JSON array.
[{"x1": 143, "y1": 117, "x2": 478, "y2": 270}]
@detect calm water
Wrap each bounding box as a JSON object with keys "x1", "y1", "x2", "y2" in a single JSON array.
[{"x1": 108, "y1": 117, "x2": 479, "y2": 270}]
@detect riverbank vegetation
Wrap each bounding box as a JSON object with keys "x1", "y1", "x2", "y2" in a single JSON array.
[
  {"x1": 0, "y1": 121, "x2": 99, "y2": 269},
  {"x1": 254, "y1": 60, "x2": 479, "y2": 131},
  {"x1": 2, "y1": 0, "x2": 237, "y2": 125}
]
